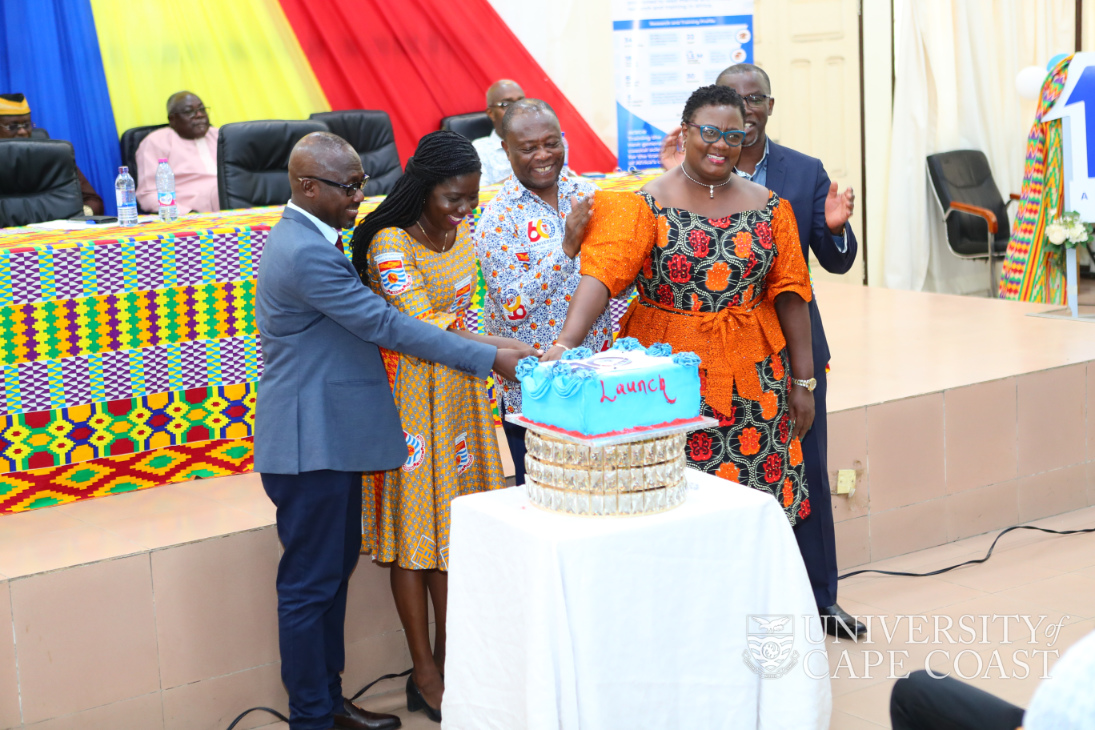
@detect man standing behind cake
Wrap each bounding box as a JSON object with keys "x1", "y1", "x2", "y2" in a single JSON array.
[{"x1": 475, "y1": 99, "x2": 614, "y2": 485}]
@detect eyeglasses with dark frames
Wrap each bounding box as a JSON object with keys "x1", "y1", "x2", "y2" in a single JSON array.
[
  {"x1": 487, "y1": 99, "x2": 524, "y2": 109},
  {"x1": 298, "y1": 176, "x2": 371, "y2": 197},
  {"x1": 742, "y1": 94, "x2": 772, "y2": 109},
  {"x1": 174, "y1": 105, "x2": 211, "y2": 118},
  {"x1": 686, "y1": 123, "x2": 746, "y2": 147},
  {"x1": 0, "y1": 120, "x2": 34, "y2": 133}
]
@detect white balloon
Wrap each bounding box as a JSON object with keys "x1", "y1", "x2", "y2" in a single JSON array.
[{"x1": 1016, "y1": 65, "x2": 1048, "y2": 99}]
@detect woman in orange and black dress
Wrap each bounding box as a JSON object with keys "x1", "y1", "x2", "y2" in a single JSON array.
[{"x1": 544, "y1": 85, "x2": 816, "y2": 525}]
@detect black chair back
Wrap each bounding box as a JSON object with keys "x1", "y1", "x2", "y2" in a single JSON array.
[
  {"x1": 0, "y1": 139, "x2": 83, "y2": 227},
  {"x1": 441, "y1": 112, "x2": 493, "y2": 142},
  {"x1": 927, "y1": 150, "x2": 1010, "y2": 256},
  {"x1": 120, "y1": 124, "x2": 168, "y2": 191},
  {"x1": 217, "y1": 120, "x2": 328, "y2": 210},
  {"x1": 309, "y1": 110, "x2": 401, "y2": 195},
  {"x1": 30, "y1": 127, "x2": 50, "y2": 139}
]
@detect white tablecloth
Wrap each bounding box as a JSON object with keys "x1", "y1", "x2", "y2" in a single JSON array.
[{"x1": 442, "y1": 469, "x2": 831, "y2": 730}]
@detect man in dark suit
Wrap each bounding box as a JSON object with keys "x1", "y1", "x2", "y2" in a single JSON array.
[
  {"x1": 256, "y1": 132, "x2": 526, "y2": 730},
  {"x1": 715, "y1": 64, "x2": 865, "y2": 638}
]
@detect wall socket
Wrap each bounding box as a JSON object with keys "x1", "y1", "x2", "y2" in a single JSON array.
[{"x1": 833, "y1": 469, "x2": 856, "y2": 496}]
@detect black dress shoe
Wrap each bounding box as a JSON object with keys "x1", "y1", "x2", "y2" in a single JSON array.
[
  {"x1": 820, "y1": 603, "x2": 867, "y2": 638},
  {"x1": 406, "y1": 674, "x2": 442, "y2": 723},
  {"x1": 332, "y1": 697, "x2": 401, "y2": 730}
]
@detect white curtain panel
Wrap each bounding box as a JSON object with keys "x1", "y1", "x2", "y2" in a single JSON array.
[{"x1": 884, "y1": 0, "x2": 1073, "y2": 293}]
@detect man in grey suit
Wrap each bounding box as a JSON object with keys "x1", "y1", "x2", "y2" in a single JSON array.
[{"x1": 255, "y1": 133, "x2": 526, "y2": 730}]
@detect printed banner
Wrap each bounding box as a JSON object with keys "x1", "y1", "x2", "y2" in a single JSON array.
[{"x1": 613, "y1": 0, "x2": 754, "y2": 169}]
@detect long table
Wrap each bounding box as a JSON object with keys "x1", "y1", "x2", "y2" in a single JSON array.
[{"x1": 0, "y1": 172, "x2": 659, "y2": 513}]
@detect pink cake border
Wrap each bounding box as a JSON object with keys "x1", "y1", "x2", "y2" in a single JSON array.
[{"x1": 507, "y1": 414, "x2": 709, "y2": 441}]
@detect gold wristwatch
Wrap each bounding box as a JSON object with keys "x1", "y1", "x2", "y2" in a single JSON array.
[{"x1": 791, "y1": 377, "x2": 817, "y2": 392}]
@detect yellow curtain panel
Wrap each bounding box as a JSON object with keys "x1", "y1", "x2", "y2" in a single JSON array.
[{"x1": 90, "y1": 0, "x2": 329, "y2": 135}]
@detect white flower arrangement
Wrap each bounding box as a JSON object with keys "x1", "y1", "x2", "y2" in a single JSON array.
[{"x1": 1045, "y1": 212, "x2": 1090, "y2": 251}]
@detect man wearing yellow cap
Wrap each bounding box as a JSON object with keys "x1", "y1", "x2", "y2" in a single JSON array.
[{"x1": 0, "y1": 93, "x2": 104, "y2": 216}]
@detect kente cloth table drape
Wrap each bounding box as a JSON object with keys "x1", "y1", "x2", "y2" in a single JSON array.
[
  {"x1": 0, "y1": 171, "x2": 659, "y2": 514},
  {"x1": 442, "y1": 470, "x2": 831, "y2": 730}
]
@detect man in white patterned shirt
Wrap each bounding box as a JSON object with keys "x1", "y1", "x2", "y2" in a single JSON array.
[
  {"x1": 475, "y1": 99, "x2": 614, "y2": 484},
  {"x1": 471, "y1": 79, "x2": 525, "y2": 185}
]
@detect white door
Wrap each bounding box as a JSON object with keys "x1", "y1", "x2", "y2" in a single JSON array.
[{"x1": 753, "y1": 0, "x2": 865, "y2": 284}]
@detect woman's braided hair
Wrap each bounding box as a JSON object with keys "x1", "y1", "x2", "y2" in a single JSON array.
[
  {"x1": 350, "y1": 130, "x2": 482, "y2": 282},
  {"x1": 681, "y1": 84, "x2": 747, "y2": 125}
]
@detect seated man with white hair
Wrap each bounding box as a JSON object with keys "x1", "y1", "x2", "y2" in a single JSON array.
[{"x1": 135, "y1": 91, "x2": 219, "y2": 214}]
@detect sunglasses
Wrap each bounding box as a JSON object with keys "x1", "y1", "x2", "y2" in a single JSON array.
[
  {"x1": 686, "y1": 123, "x2": 746, "y2": 147},
  {"x1": 298, "y1": 176, "x2": 370, "y2": 197}
]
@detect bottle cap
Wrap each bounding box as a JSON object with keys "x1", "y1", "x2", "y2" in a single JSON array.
[
  {"x1": 158, "y1": 158, "x2": 167, "y2": 164},
  {"x1": 119, "y1": 166, "x2": 128, "y2": 174}
]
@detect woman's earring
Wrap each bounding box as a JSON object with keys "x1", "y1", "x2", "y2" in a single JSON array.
[{"x1": 677, "y1": 133, "x2": 684, "y2": 153}]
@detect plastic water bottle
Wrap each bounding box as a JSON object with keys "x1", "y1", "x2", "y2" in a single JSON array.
[
  {"x1": 155, "y1": 159, "x2": 177, "y2": 222},
  {"x1": 562, "y1": 131, "x2": 570, "y2": 168},
  {"x1": 115, "y1": 166, "x2": 137, "y2": 226}
]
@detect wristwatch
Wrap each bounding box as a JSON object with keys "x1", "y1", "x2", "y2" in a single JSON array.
[{"x1": 791, "y1": 377, "x2": 817, "y2": 392}]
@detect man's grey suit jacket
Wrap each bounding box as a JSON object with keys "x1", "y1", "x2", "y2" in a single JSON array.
[{"x1": 254, "y1": 208, "x2": 496, "y2": 474}]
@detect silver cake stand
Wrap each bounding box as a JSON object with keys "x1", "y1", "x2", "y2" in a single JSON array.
[{"x1": 505, "y1": 414, "x2": 719, "y2": 517}]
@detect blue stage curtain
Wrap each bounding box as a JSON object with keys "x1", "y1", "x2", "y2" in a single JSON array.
[{"x1": 0, "y1": 0, "x2": 121, "y2": 215}]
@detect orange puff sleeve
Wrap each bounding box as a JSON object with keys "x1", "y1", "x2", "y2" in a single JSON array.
[
  {"x1": 765, "y1": 198, "x2": 813, "y2": 305},
  {"x1": 578, "y1": 190, "x2": 660, "y2": 296}
]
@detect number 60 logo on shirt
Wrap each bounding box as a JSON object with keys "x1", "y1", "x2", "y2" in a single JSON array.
[{"x1": 527, "y1": 218, "x2": 556, "y2": 243}]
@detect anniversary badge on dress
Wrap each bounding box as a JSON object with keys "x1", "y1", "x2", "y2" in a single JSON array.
[
  {"x1": 453, "y1": 431, "x2": 474, "y2": 474},
  {"x1": 449, "y1": 276, "x2": 473, "y2": 313},
  {"x1": 375, "y1": 251, "x2": 410, "y2": 296},
  {"x1": 402, "y1": 431, "x2": 425, "y2": 472}
]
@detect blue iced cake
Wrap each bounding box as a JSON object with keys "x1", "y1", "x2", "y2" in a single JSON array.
[
  {"x1": 516, "y1": 338, "x2": 702, "y2": 436},
  {"x1": 516, "y1": 339, "x2": 703, "y2": 516}
]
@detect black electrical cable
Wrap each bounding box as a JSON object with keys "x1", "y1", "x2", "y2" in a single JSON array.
[
  {"x1": 225, "y1": 668, "x2": 412, "y2": 730},
  {"x1": 838, "y1": 523, "x2": 1095, "y2": 581}
]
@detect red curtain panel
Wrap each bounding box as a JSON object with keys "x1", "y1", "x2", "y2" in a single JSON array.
[{"x1": 278, "y1": 0, "x2": 618, "y2": 173}]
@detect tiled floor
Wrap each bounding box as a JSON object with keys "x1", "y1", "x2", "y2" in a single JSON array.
[
  {"x1": 254, "y1": 505, "x2": 1095, "y2": 730},
  {"x1": 826, "y1": 504, "x2": 1095, "y2": 729}
]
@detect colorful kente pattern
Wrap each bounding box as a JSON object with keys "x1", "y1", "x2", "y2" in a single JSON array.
[
  {"x1": 0, "y1": 229, "x2": 270, "y2": 306},
  {"x1": 1, "y1": 335, "x2": 261, "y2": 416},
  {"x1": 0, "y1": 383, "x2": 255, "y2": 473},
  {"x1": 0, "y1": 437, "x2": 253, "y2": 513},
  {"x1": 1000, "y1": 56, "x2": 1069, "y2": 302},
  {"x1": 0, "y1": 281, "x2": 255, "y2": 366},
  {"x1": 0, "y1": 172, "x2": 658, "y2": 514}
]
